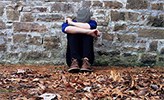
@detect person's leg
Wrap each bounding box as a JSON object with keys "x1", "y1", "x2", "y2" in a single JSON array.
[
  {"x1": 66, "y1": 44, "x2": 71, "y2": 67},
  {"x1": 82, "y1": 34, "x2": 94, "y2": 65},
  {"x1": 66, "y1": 34, "x2": 82, "y2": 67}
]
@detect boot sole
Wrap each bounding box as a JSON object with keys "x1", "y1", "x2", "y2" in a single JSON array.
[
  {"x1": 68, "y1": 68, "x2": 80, "y2": 73},
  {"x1": 80, "y1": 68, "x2": 93, "y2": 73}
]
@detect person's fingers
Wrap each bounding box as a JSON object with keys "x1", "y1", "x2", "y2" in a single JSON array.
[
  {"x1": 66, "y1": 18, "x2": 72, "y2": 24},
  {"x1": 88, "y1": 29, "x2": 101, "y2": 37},
  {"x1": 92, "y1": 30, "x2": 100, "y2": 37},
  {"x1": 88, "y1": 30, "x2": 96, "y2": 37}
]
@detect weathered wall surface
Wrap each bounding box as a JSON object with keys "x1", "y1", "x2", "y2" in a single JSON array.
[{"x1": 0, "y1": 0, "x2": 164, "y2": 66}]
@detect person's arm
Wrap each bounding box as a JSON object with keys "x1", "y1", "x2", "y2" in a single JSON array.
[
  {"x1": 62, "y1": 22, "x2": 69, "y2": 33},
  {"x1": 65, "y1": 26, "x2": 99, "y2": 37},
  {"x1": 66, "y1": 18, "x2": 91, "y2": 29},
  {"x1": 62, "y1": 18, "x2": 100, "y2": 37}
]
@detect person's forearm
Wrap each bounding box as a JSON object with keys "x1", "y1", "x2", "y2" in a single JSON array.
[
  {"x1": 64, "y1": 26, "x2": 100, "y2": 37},
  {"x1": 69, "y1": 21, "x2": 91, "y2": 29},
  {"x1": 65, "y1": 26, "x2": 91, "y2": 34}
]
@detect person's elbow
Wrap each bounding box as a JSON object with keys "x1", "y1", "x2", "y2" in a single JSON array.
[
  {"x1": 89, "y1": 21, "x2": 97, "y2": 29},
  {"x1": 62, "y1": 23, "x2": 69, "y2": 33},
  {"x1": 64, "y1": 27, "x2": 72, "y2": 33},
  {"x1": 91, "y1": 24, "x2": 97, "y2": 29},
  {"x1": 62, "y1": 27, "x2": 66, "y2": 33}
]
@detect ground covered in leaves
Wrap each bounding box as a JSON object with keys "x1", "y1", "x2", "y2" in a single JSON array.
[{"x1": 0, "y1": 65, "x2": 163, "y2": 100}]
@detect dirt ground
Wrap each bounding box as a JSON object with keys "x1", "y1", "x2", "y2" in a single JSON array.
[{"x1": 0, "y1": 64, "x2": 163, "y2": 100}]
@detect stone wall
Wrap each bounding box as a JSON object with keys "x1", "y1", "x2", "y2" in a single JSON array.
[{"x1": 0, "y1": 0, "x2": 164, "y2": 66}]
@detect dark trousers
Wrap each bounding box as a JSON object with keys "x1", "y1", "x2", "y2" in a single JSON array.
[{"x1": 66, "y1": 34, "x2": 94, "y2": 67}]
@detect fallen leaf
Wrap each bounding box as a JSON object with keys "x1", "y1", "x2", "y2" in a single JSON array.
[{"x1": 84, "y1": 93, "x2": 94, "y2": 99}]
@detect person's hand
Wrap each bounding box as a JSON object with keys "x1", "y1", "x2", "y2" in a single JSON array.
[
  {"x1": 66, "y1": 18, "x2": 73, "y2": 25},
  {"x1": 89, "y1": 29, "x2": 101, "y2": 37},
  {"x1": 94, "y1": 29, "x2": 101, "y2": 37}
]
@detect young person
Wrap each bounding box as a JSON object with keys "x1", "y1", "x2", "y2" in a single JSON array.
[{"x1": 62, "y1": 7, "x2": 100, "y2": 73}]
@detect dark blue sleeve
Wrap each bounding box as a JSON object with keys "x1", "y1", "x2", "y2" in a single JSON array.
[
  {"x1": 62, "y1": 22, "x2": 69, "y2": 33},
  {"x1": 88, "y1": 20, "x2": 97, "y2": 29}
]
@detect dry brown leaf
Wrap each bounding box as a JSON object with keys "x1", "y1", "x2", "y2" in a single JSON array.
[
  {"x1": 81, "y1": 97, "x2": 89, "y2": 100},
  {"x1": 137, "y1": 89, "x2": 148, "y2": 96},
  {"x1": 15, "y1": 97, "x2": 28, "y2": 100},
  {"x1": 84, "y1": 93, "x2": 94, "y2": 99},
  {"x1": 110, "y1": 70, "x2": 122, "y2": 82},
  {"x1": 111, "y1": 88, "x2": 124, "y2": 98},
  {"x1": 38, "y1": 83, "x2": 46, "y2": 90}
]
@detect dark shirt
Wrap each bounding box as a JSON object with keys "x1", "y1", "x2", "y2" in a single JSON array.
[{"x1": 62, "y1": 20, "x2": 97, "y2": 33}]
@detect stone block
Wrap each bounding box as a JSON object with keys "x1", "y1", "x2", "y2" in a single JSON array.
[
  {"x1": 21, "y1": 12, "x2": 34, "y2": 22},
  {"x1": 117, "y1": 34, "x2": 136, "y2": 43},
  {"x1": 160, "y1": 48, "x2": 164, "y2": 55},
  {"x1": 96, "y1": 17, "x2": 109, "y2": 26},
  {"x1": 6, "y1": 9, "x2": 19, "y2": 21},
  {"x1": 111, "y1": 11, "x2": 125, "y2": 21},
  {"x1": 114, "y1": 24, "x2": 127, "y2": 31},
  {"x1": 92, "y1": 1, "x2": 103, "y2": 8},
  {"x1": 122, "y1": 47, "x2": 146, "y2": 52},
  {"x1": 151, "y1": 3, "x2": 164, "y2": 10},
  {"x1": 0, "y1": 5, "x2": 4, "y2": 16},
  {"x1": 13, "y1": 34, "x2": 26, "y2": 43},
  {"x1": 27, "y1": 35, "x2": 42, "y2": 45},
  {"x1": 95, "y1": 9, "x2": 106, "y2": 15},
  {"x1": 82, "y1": 1, "x2": 91, "y2": 8},
  {"x1": 160, "y1": 14, "x2": 164, "y2": 20},
  {"x1": 32, "y1": 7, "x2": 48, "y2": 12},
  {"x1": 99, "y1": 20, "x2": 110, "y2": 26},
  {"x1": 0, "y1": 32, "x2": 5, "y2": 36},
  {"x1": 51, "y1": 2, "x2": 74, "y2": 13},
  {"x1": 140, "y1": 53, "x2": 157, "y2": 66},
  {"x1": 102, "y1": 33, "x2": 114, "y2": 41},
  {"x1": 13, "y1": 22, "x2": 31, "y2": 32},
  {"x1": 149, "y1": 41, "x2": 158, "y2": 52},
  {"x1": 43, "y1": 36, "x2": 60, "y2": 50},
  {"x1": 138, "y1": 29, "x2": 164, "y2": 39},
  {"x1": 31, "y1": 24, "x2": 48, "y2": 32},
  {"x1": 104, "y1": 1, "x2": 123, "y2": 9},
  {"x1": 95, "y1": 51, "x2": 133, "y2": 66},
  {"x1": 159, "y1": 56, "x2": 164, "y2": 62},
  {"x1": 0, "y1": 20, "x2": 6, "y2": 29},
  {"x1": 0, "y1": 44, "x2": 6, "y2": 51},
  {"x1": 37, "y1": 14, "x2": 63, "y2": 22},
  {"x1": 94, "y1": 55, "x2": 110, "y2": 66},
  {"x1": 0, "y1": 36, "x2": 6, "y2": 45},
  {"x1": 97, "y1": 50, "x2": 110, "y2": 56},
  {"x1": 147, "y1": 16, "x2": 164, "y2": 27},
  {"x1": 111, "y1": 11, "x2": 140, "y2": 22},
  {"x1": 23, "y1": 51, "x2": 45, "y2": 60},
  {"x1": 121, "y1": 54, "x2": 139, "y2": 66},
  {"x1": 137, "y1": 47, "x2": 146, "y2": 52},
  {"x1": 109, "y1": 50, "x2": 121, "y2": 57},
  {"x1": 4, "y1": 52, "x2": 21, "y2": 64},
  {"x1": 125, "y1": 12, "x2": 140, "y2": 22},
  {"x1": 13, "y1": 22, "x2": 48, "y2": 32},
  {"x1": 127, "y1": 0, "x2": 148, "y2": 9}
]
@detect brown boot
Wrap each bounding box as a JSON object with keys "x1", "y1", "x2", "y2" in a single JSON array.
[
  {"x1": 68, "y1": 58, "x2": 80, "y2": 73},
  {"x1": 81, "y1": 58, "x2": 93, "y2": 72}
]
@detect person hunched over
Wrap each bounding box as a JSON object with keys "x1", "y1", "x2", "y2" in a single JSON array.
[{"x1": 62, "y1": 7, "x2": 100, "y2": 73}]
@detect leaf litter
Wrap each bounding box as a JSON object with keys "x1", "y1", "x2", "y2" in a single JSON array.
[{"x1": 0, "y1": 65, "x2": 163, "y2": 100}]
